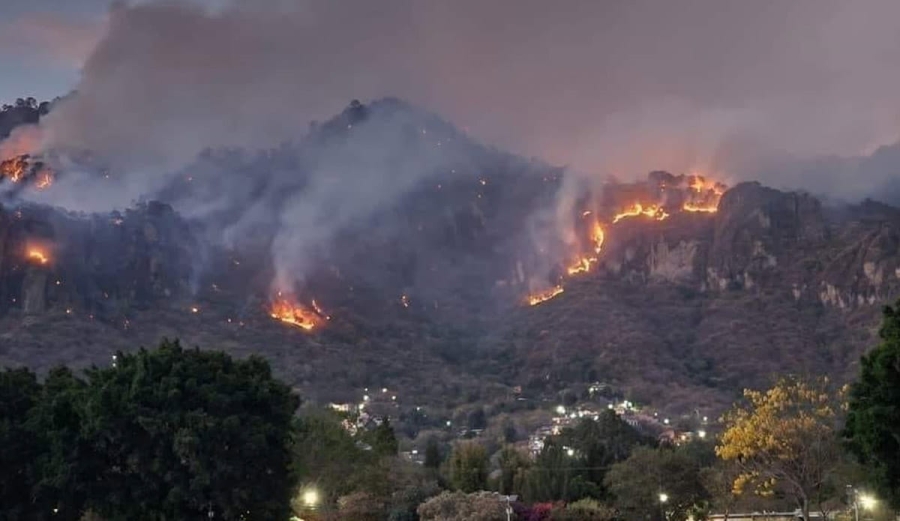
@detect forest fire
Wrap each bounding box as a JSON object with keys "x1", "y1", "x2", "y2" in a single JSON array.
[
  {"x1": 565, "y1": 223, "x2": 606, "y2": 275},
  {"x1": 27, "y1": 248, "x2": 49, "y2": 265},
  {"x1": 591, "y1": 224, "x2": 605, "y2": 254},
  {"x1": 686, "y1": 174, "x2": 726, "y2": 195},
  {"x1": 567, "y1": 256, "x2": 597, "y2": 275},
  {"x1": 35, "y1": 171, "x2": 53, "y2": 189},
  {"x1": 269, "y1": 294, "x2": 323, "y2": 331},
  {"x1": 524, "y1": 173, "x2": 727, "y2": 307},
  {"x1": 1, "y1": 156, "x2": 27, "y2": 182},
  {"x1": 0, "y1": 155, "x2": 55, "y2": 189},
  {"x1": 527, "y1": 285, "x2": 564, "y2": 306},
  {"x1": 682, "y1": 174, "x2": 726, "y2": 213},
  {"x1": 612, "y1": 203, "x2": 669, "y2": 223}
]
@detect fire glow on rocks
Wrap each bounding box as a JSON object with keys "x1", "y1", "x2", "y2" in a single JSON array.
[
  {"x1": 270, "y1": 293, "x2": 326, "y2": 331},
  {"x1": 526, "y1": 173, "x2": 726, "y2": 307},
  {"x1": 612, "y1": 203, "x2": 670, "y2": 223},
  {"x1": 1, "y1": 156, "x2": 27, "y2": 183},
  {"x1": 566, "y1": 223, "x2": 606, "y2": 276},
  {"x1": 27, "y1": 248, "x2": 49, "y2": 265},
  {"x1": 527, "y1": 285, "x2": 564, "y2": 306},
  {"x1": 0, "y1": 155, "x2": 55, "y2": 190}
]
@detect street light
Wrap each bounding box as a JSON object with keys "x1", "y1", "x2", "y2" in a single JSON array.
[
  {"x1": 859, "y1": 494, "x2": 877, "y2": 511},
  {"x1": 302, "y1": 488, "x2": 320, "y2": 509},
  {"x1": 849, "y1": 487, "x2": 878, "y2": 521},
  {"x1": 659, "y1": 492, "x2": 669, "y2": 521}
]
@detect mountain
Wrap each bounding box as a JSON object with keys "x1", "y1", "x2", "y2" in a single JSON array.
[
  {"x1": 0, "y1": 98, "x2": 898, "y2": 425},
  {"x1": 489, "y1": 182, "x2": 900, "y2": 412}
]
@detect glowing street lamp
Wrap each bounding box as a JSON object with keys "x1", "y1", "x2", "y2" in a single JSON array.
[
  {"x1": 859, "y1": 494, "x2": 876, "y2": 511},
  {"x1": 849, "y1": 487, "x2": 878, "y2": 521},
  {"x1": 302, "y1": 488, "x2": 320, "y2": 508},
  {"x1": 659, "y1": 493, "x2": 669, "y2": 503}
]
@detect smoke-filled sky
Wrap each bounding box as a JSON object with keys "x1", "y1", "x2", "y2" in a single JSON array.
[{"x1": 3, "y1": 0, "x2": 900, "y2": 201}]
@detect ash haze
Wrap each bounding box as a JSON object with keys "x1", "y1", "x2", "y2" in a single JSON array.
[{"x1": 4, "y1": 0, "x2": 900, "y2": 204}]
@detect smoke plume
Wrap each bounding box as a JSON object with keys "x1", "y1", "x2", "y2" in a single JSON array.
[{"x1": 4, "y1": 0, "x2": 900, "y2": 291}]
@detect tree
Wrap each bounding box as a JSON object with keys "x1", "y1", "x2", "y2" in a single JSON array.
[
  {"x1": 29, "y1": 367, "x2": 92, "y2": 521},
  {"x1": 468, "y1": 408, "x2": 487, "y2": 430},
  {"x1": 717, "y1": 376, "x2": 845, "y2": 521},
  {"x1": 364, "y1": 418, "x2": 399, "y2": 457},
  {"x1": 496, "y1": 445, "x2": 530, "y2": 495},
  {"x1": 80, "y1": 339, "x2": 299, "y2": 520},
  {"x1": 699, "y1": 461, "x2": 742, "y2": 520},
  {"x1": 0, "y1": 367, "x2": 43, "y2": 520},
  {"x1": 845, "y1": 299, "x2": 900, "y2": 509},
  {"x1": 606, "y1": 446, "x2": 709, "y2": 521},
  {"x1": 294, "y1": 409, "x2": 371, "y2": 503},
  {"x1": 523, "y1": 413, "x2": 650, "y2": 503},
  {"x1": 337, "y1": 491, "x2": 387, "y2": 521},
  {"x1": 417, "y1": 491, "x2": 508, "y2": 521},
  {"x1": 522, "y1": 438, "x2": 591, "y2": 502},
  {"x1": 558, "y1": 411, "x2": 651, "y2": 493},
  {"x1": 448, "y1": 441, "x2": 489, "y2": 492},
  {"x1": 424, "y1": 436, "x2": 442, "y2": 470}
]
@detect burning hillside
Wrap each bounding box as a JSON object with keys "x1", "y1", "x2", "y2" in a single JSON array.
[
  {"x1": 526, "y1": 172, "x2": 727, "y2": 306},
  {"x1": 0, "y1": 155, "x2": 54, "y2": 190},
  {"x1": 269, "y1": 295, "x2": 325, "y2": 331}
]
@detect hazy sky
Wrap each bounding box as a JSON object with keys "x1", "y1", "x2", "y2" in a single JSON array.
[{"x1": 3, "y1": 0, "x2": 900, "y2": 201}]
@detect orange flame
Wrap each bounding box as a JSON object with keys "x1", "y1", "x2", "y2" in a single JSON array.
[
  {"x1": 591, "y1": 224, "x2": 605, "y2": 254},
  {"x1": 567, "y1": 257, "x2": 597, "y2": 275},
  {"x1": 566, "y1": 223, "x2": 606, "y2": 276},
  {"x1": 27, "y1": 248, "x2": 49, "y2": 265},
  {"x1": 270, "y1": 293, "x2": 323, "y2": 331},
  {"x1": 612, "y1": 203, "x2": 669, "y2": 223},
  {"x1": 1, "y1": 157, "x2": 27, "y2": 182},
  {"x1": 527, "y1": 285, "x2": 564, "y2": 306},
  {"x1": 686, "y1": 175, "x2": 725, "y2": 195},
  {"x1": 35, "y1": 171, "x2": 53, "y2": 189},
  {"x1": 683, "y1": 174, "x2": 726, "y2": 213}
]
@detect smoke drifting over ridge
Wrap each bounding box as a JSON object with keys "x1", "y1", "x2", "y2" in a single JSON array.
[
  {"x1": 9, "y1": 0, "x2": 900, "y2": 197},
  {"x1": 5, "y1": 0, "x2": 900, "y2": 296}
]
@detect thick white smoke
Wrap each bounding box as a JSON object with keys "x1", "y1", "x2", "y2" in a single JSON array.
[{"x1": 4, "y1": 0, "x2": 900, "y2": 292}]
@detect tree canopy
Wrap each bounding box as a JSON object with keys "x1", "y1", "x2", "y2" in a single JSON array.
[
  {"x1": 717, "y1": 376, "x2": 845, "y2": 521},
  {"x1": 845, "y1": 299, "x2": 900, "y2": 509},
  {"x1": 0, "y1": 368, "x2": 43, "y2": 520},
  {"x1": 1, "y1": 339, "x2": 300, "y2": 521},
  {"x1": 606, "y1": 444, "x2": 710, "y2": 521}
]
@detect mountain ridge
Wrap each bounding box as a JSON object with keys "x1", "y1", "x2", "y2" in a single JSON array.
[{"x1": 0, "y1": 98, "x2": 898, "y2": 423}]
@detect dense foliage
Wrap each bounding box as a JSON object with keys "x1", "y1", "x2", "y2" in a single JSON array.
[
  {"x1": 846, "y1": 299, "x2": 900, "y2": 509},
  {"x1": 0, "y1": 339, "x2": 299, "y2": 520},
  {"x1": 717, "y1": 376, "x2": 846, "y2": 521}
]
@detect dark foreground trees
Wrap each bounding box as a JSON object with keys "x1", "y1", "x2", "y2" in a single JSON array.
[
  {"x1": 846, "y1": 300, "x2": 900, "y2": 509},
  {"x1": 0, "y1": 368, "x2": 42, "y2": 520},
  {"x1": 0, "y1": 339, "x2": 299, "y2": 520}
]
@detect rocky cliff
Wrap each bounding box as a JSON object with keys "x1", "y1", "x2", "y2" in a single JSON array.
[{"x1": 500, "y1": 180, "x2": 900, "y2": 413}]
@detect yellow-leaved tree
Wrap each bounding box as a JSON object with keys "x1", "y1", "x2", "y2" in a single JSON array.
[{"x1": 716, "y1": 377, "x2": 846, "y2": 521}]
